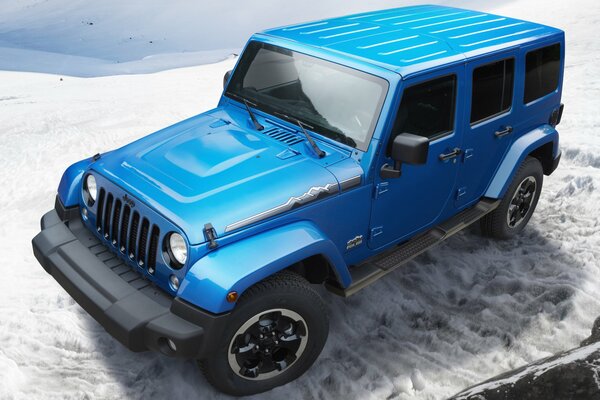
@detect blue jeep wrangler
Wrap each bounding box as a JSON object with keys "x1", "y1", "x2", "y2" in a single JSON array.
[{"x1": 32, "y1": 5, "x2": 564, "y2": 396}]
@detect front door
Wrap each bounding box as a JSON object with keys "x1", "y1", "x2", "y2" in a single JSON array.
[
  {"x1": 369, "y1": 67, "x2": 464, "y2": 250},
  {"x1": 455, "y1": 51, "x2": 517, "y2": 208}
]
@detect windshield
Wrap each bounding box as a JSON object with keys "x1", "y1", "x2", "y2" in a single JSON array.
[{"x1": 226, "y1": 41, "x2": 388, "y2": 151}]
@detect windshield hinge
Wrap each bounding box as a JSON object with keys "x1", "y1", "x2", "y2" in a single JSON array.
[{"x1": 203, "y1": 223, "x2": 219, "y2": 249}]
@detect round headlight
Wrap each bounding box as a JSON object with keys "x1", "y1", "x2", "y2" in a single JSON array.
[
  {"x1": 168, "y1": 233, "x2": 187, "y2": 266},
  {"x1": 84, "y1": 174, "x2": 97, "y2": 205}
]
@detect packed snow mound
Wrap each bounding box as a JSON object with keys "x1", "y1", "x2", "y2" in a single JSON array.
[{"x1": 1, "y1": 0, "x2": 600, "y2": 399}]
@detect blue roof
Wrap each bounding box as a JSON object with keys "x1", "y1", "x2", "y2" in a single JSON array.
[{"x1": 263, "y1": 5, "x2": 562, "y2": 76}]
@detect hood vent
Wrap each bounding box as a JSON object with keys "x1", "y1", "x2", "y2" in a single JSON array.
[{"x1": 262, "y1": 127, "x2": 303, "y2": 146}]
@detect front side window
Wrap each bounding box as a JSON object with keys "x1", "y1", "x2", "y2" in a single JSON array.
[
  {"x1": 524, "y1": 43, "x2": 561, "y2": 104},
  {"x1": 226, "y1": 41, "x2": 389, "y2": 151},
  {"x1": 391, "y1": 75, "x2": 457, "y2": 141},
  {"x1": 471, "y1": 58, "x2": 515, "y2": 124}
]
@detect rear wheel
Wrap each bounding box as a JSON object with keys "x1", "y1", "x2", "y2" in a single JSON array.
[
  {"x1": 480, "y1": 156, "x2": 543, "y2": 239},
  {"x1": 200, "y1": 271, "x2": 328, "y2": 396}
]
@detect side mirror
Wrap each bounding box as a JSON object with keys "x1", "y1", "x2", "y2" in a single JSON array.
[
  {"x1": 381, "y1": 133, "x2": 429, "y2": 179},
  {"x1": 223, "y1": 70, "x2": 232, "y2": 90}
]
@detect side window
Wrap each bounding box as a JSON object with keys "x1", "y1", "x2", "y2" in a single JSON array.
[
  {"x1": 392, "y1": 75, "x2": 457, "y2": 140},
  {"x1": 524, "y1": 43, "x2": 561, "y2": 103},
  {"x1": 471, "y1": 58, "x2": 514, "y2": 124}
]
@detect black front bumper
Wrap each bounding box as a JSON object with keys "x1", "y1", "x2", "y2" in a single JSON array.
[{"x1": 32, "y1": 198, "x2": 229, "y2": 359}]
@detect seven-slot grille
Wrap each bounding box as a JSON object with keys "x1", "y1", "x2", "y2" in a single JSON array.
[{"x1": 95, "y1": 188, "x2": 161, "y2": 273}]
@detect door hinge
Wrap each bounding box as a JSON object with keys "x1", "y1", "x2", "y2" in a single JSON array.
[
  {"x1": 374, "y1": 182, "x2": 389, "y2": 199},
  {"x1": 463, "y1": 148, "x2": 474, "y2": 162},
  {"x1": 370, "y1": 226, "x2": 383, "y2": 240}
]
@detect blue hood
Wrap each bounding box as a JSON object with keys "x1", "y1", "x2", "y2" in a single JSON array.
[{"x1": 91, "y1": 107, "x2": 349, "y2": 244}]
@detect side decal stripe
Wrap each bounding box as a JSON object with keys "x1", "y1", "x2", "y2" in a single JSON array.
[{"x1": 225, "y1": 183, "x2": 339, "y2": 232}]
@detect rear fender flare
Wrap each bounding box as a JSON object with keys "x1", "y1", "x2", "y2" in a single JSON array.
[{"x1": 485, "y1": 124, "x2": 559, "y2": 199}]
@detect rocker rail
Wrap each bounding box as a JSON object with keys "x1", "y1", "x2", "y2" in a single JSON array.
[{"x1": 327, "y1": 198, "x2": 500, "y2": 297}]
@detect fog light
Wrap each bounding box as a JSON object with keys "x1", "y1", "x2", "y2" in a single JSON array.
[
  {"x1": 167, "y1": 339, "x2": 177, "y2": 352},
  {"x1": 169, "y1": 275, "x2": 180, "y2": 291},
  {"x1": 82, "y1": 208, "x2": 88, "y2": 218}
]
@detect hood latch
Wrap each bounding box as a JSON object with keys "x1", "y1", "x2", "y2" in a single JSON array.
[{"x1": 203, "y1": 223, "x2": 219, "y2": 249}]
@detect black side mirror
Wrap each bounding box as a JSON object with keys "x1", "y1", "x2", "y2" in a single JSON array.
[
  {"x1": 381, "y1": 133, "x2": 429, "y2": 179},
  {"x1": 223, "y1": 70, "x2": 232, "y2": 90}
]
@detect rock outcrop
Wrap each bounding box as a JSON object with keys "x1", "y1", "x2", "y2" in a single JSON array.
[{"x1": 452, "y1": 318, "x2": 600, "y2": 400}]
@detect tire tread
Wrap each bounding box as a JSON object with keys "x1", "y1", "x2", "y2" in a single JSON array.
[
  {"x1": 480, "y1": 156, "x2": 543, "y2": 239},
  {"x1": 199, "y1": 270, "x2": 328, "y2": 396}
]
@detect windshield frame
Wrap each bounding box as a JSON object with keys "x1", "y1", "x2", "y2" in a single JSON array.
[{"x1": 225, "y1": 40, "x2": 389, "y2": 152}]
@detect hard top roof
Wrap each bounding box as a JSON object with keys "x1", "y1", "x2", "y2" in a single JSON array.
[{"x1": 263, "y1": 5, "x2": 562, "y2": 76}]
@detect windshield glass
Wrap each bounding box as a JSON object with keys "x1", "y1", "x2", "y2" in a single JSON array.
[{"x1": 226, "y1": 41, "x2": 388, "y2": 151}]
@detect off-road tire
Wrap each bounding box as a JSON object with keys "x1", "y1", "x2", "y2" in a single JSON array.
[
  {"x1": 199, "y1": 271, "x2": 328, "y2": 396},
  {"x1": 480, "y1": 156, "x2": 543, "y2": 239}
]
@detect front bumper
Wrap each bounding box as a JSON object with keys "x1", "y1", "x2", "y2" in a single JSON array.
[{"x1": 32, "y1": 198, "x2": 229, "y2": 359}]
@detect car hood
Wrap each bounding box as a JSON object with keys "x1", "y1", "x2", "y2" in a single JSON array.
[{"x1": 91, "y1": 108, "x2": 348, "y2": 244}]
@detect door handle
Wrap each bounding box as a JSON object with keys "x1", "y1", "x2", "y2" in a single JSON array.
[
  {"x1": 495, "y1": 126, "x2": 513, "y2": 138},
  {"x1": 439, "y1": 148, "x2": 462, "y2": 161}
]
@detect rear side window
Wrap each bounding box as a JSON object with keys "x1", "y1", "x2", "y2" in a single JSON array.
[
  {"x1": 393, "y1": 75, "x2": 457, "y2": 140},
  {"x1": 471, "y1": 58, "x2": 514, "y2": 124},
  {"x1": 524, "y1": 43, "x2": 561, "y2": 103}
]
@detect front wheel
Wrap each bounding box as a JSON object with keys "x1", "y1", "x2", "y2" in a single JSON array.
[
  {"x1": 480, "y1": 156, "x2": 543, "y2": 239},
  {"x1": 200, "y1": 271, "x2": 328, "y2": 396}
]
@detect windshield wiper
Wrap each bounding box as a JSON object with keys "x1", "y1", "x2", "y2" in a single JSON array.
[
  {"x1": 274, "y1": 112, "x2": 325, "y2": 158},
  {"x1": 274, "y1": 102, "x2": 357, "y2": 148},
  {"x1": 226, "y1": 91, "x2": 264, "y2": 131}
]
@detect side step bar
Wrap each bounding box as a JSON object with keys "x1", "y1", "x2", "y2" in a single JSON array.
[{"x1": 327, "y1": 198, "x2": 500, "y2": 297}]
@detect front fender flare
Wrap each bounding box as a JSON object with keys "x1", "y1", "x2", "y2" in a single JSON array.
[
  {"x1": 485, "y1": 124, "x2": 559, "y2": 199},
  {"x1": 57, "y1": 158, "x2": 93, "y2": 207},
  {"x1": 177, "y1": 221, "x2": 350, "y2": 314}
]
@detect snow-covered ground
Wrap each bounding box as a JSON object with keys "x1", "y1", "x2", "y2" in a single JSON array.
[
  {"x1": 1, "y1": 0, "x2": 599, "y2": 399},
  {"x1": 0, "y1": 0, "x2": 493, "y2": 77}
]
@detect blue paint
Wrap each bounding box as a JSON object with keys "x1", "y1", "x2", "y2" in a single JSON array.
[
  {"x1": 264, "y1": 5, "x2": 562, "y2": 77},
  {"x1": 53, "y1": 5, "x2": 564, "y2": 313}
]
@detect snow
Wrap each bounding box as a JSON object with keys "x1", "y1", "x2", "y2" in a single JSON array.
[
  {"x1": 0, "y1": 0, "x2": 486, "y2": 77},
  {"x1": 1, "y1": 0, "x2": 600, "y2": 399}
]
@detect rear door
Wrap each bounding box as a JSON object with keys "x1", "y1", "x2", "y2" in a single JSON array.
[
  {"x1": 368, "y1": 66, "x2": 464, "y2": 250},
  {"x1": 455, "y1": 51, "x2": 517, "y2": 208}
]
